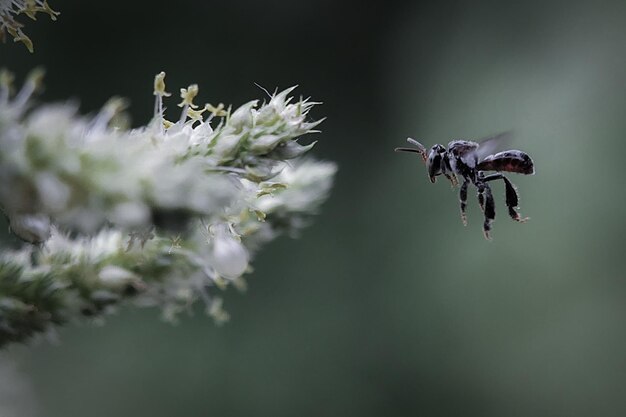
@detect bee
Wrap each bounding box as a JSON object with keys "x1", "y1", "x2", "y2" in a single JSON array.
[{"x1": 395, "y1": 133, "x2": 535, "y2": 240}]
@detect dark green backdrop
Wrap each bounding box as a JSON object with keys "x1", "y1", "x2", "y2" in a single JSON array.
[{"x1": 3, "y1": 0, "x2": 626, "y2": 416}]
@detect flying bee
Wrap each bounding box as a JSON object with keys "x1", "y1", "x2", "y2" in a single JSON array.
[{"x1": 395, "y1": 132, "x2": 535, "y2": 240}]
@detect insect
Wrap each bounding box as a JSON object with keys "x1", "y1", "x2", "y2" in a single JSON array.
[{"x1": 395, "y1": 133, "x2": 535, "y2": 240}]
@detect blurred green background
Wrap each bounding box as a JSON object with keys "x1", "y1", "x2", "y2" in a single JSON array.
[{"x1": 3, "y1": 0, "x2": 626, "y2": 416}]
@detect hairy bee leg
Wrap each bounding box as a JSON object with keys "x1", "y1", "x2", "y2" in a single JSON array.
[
  {"x1": 477, "y1": 182, "x2": 496, "y2": 240},
  {"x1": 501, "y1": 176, "x2": 529, "y2": 222},
  {"x1": 445, "y1": 173, "x2": 457, "y2": 187},
  {"x1": 441, "y1": 155, "x2": 458, "y2": 187},
  {"x1": 459, "y1": 179, "x2": 469, "y2": 226},
  {"x1": 482, "y1": 173, "x2": 529, "y2": 222}
]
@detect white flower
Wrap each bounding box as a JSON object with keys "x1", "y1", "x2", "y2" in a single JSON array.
[
  {"x1": 0, "y1": 71, "x2": 336, "y2": 346},
  {"x1": 256, "y1": 159, "x2": 338, "y2": 213}
]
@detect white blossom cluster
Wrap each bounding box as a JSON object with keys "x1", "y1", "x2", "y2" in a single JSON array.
[
  {"x1": 0, "y1": 0, "x2": 58, "y2": 52},
  {"x1": 0, "y1": 69, "x2": 336, "y2": 346}
]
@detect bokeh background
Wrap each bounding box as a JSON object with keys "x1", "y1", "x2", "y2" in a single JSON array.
[{"x1": 2, "y1": 0, "x2": 626, "y2": 416}]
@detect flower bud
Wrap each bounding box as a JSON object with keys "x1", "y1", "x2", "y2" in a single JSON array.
[
  {"x1": 208, "y1": 224, "x2": 249, "y2": 279},
  {"x1": 228, "y1": 101, "x2": 256, "y2": 129},
  {"x1": 9, "y1": 213, "x2": 51, "y2": 244},
  {"x1": 98, "y1": 266, "x2": 138, "y2": 290}
]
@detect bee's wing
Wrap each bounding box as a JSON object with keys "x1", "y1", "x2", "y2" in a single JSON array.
[{"x1": 475, "y1": 131, "x2": 513, "y2": 161}]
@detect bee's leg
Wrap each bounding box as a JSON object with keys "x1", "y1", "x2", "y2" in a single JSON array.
[
  {"x1": 477, "y1": 182, "x2": 496, "y2": 240},
  {"x1": 475, "y1": 172, "x2": 485, "y2": 212},
  {"x1": 482, "y1": 173, "x2": 528, "y2": 222},
  {"x1": 501, "y1": 176, "x2": 528, "y2": 222},
  {"x1": 459, "y1": 179, "x2": 469, "y2": 226},
  {"x1": 477, "y1": 186, "x2": 485, "y2": 212},
  {"x1": 442, "y1": 154, "x2": 458, "y2": 187},
  {"x1": 444, "y1": 173, "x2": 457, "y2": 187}
]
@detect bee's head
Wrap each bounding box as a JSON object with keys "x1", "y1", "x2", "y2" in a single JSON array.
[{"x1": 426, "y1": 144, "x2": 446, "y2": 183}]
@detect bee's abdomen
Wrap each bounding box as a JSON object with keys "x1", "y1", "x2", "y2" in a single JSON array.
[{"x1": 477, "y1": 150, "x2": 535, "y2": 174}]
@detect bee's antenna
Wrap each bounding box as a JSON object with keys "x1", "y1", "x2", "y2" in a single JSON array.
[
  {"x1": 395, "y1": 137, "x2": 428, "y2": 161},
  {"x1": 394, "y1": 147, "x2": 422, "y2": 154},
  {"x1": 406, "y1": 138, "x2": 424, "y2": 147}
]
